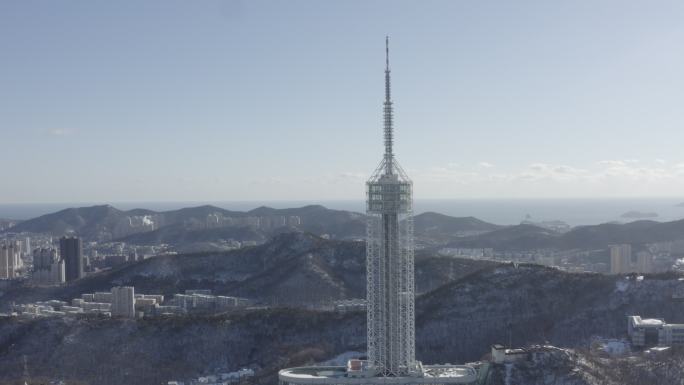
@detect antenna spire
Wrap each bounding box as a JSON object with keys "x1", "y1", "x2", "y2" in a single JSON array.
[
  {"x1": 383, "y1": 36, "x2": 394, "y2": 175},
  {"x1": 385, "y1": 35, "x2": 389, "y2": 71}
]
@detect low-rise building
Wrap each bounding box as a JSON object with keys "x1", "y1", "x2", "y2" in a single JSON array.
[
  {"x1": 94, "y1": 291, "x2": 113, "y2": 303},
  {"x1": 12, "y1": 286, "x2": 245, "y2": 319},
  {"x1": 82, "y1": 302, "x2": 111, "y2": 312},
  {"x1": 490, "y1": 345, "x2": 528, "y2": 364},
  {"x1": 661, "y1": 323, "x2": 684, "y2": 346},
  {"x1": 628, "y1": 315, "x2": 684, "y2": 347},
  {"x1": 137, "y1": 293, "x2": 164, "y2": 303},
  {"x1": 61, "y1": 305, "x2": 83, "y2": 314},
  {"x1": 154, "y1": 304, "x2": 184, "y2": 316},
  {"x1": 172, "y1": 292, "x2": 248, "y2": 312},
  {"x1": 167, "y1": 368, "x2": 255, "y2": 385},
  {"x1": 185, "y1": 289, "x2": 212, "y2": 296}
]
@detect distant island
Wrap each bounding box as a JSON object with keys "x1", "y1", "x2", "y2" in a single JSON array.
[{"x1": 620, "y1": 210, "x2": 658, "y2": 219}]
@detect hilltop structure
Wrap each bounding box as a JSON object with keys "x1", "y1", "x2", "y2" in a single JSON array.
[{"x1": 279, "y1": 38, "x2": 477, "y2": 385}]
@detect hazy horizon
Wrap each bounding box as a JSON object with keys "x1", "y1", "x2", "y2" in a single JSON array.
[
  {"x1": 2, "y1": 3, "x2": 683, "y2": 383},
  {"x1": 3, "y1": 196, "x2": 684, "y2": 225}
]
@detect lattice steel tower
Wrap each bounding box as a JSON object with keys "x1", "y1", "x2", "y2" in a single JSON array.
[
  {"x1": 278, "y1": 38, "x2": 477, "y2": 385},
  {"x1": 366, "y1": 36, "x2": 417, "y2": 377}
]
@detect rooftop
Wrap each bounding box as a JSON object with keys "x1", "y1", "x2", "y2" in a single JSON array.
[
  {"x1": 629, "y1": 315, "x2": 664, "y2": 327},
  {"x1": 279, "y1": 365, "x2": 477, "y2": 385}
]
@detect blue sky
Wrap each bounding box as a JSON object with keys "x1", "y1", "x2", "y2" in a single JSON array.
[{"x1": 2, "y1": 0, "x2": 684, "y2": 203}]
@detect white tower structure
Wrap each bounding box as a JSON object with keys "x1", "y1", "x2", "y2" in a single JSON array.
[
  {"x1": 279, "y1": 38, "x2": 477, "y2": 385},
  {"x1": 365, "y1": 36, "x2": 417, "y2": 377}
]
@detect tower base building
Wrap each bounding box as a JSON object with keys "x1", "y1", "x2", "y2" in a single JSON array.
[
  {"x1": 279, "y1": 365, "x2": 477, "y2": 385},
  {"x1": 279, "y1": 37, "x2": 476, "y2": 385}
]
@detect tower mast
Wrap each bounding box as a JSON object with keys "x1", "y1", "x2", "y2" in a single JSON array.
[
  {"x1": 383, "y1": 36, "x2": 394, "y2": 175},
  {"x1": 278, "y1": 37, "x2": 478, "y2": 384},
  {"x1": 366, "y1": 36, "x2": 416, "y2": 377}
]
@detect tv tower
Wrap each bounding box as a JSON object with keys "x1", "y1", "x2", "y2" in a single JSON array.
[
  {"x1": 365, "y1": 36, "x2": 417, "y2": 377},
  {"x1": 279, "y1": 38, "x2": 477, "y2": 385}
]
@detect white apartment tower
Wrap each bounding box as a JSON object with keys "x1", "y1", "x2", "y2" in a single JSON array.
[{"x1": 0, "y1": 241, "x2": 23, "y2": 279}]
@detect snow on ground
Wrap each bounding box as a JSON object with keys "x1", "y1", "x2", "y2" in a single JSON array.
[
  {"x1": 320, "y1": 351, "x2": 365, "y2": 366},
  {"x1": 600, "y1": 339, "x2": 630, "y2": 356},
  {"x1": 504, "y1": 363, "x2": 513, "y2": 385},
  {"x1": 615, "y1": 280, "x2": 629, "y2": 292}
]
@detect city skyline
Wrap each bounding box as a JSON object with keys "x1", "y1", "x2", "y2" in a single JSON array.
[
  {"x1": 0, "y1": 3, "x2": 683, "y2": 383},
  {"x1": 3, "y1": 1, "x2": 684, "y2": 202}
]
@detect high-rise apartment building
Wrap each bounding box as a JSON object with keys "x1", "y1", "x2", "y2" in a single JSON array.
[
  {"x1": 111, "y1": 286, "x2": 136, "y2": 318},
  {"x1": 0, "y1": 241, "x2": 22, "y2": 279},
  {"x1": 610, "y1": 244, "x2": 653, "y2": 274},
  {"x1": 610, "y1": 244, "x2": 632, "y2": 274},
  {"x1": 32, "y1": 248, "x2": 65, "y2": 285},
  {"x1": 23, "y1": 237, "x2": 31, "y2": 258},
  {"x1": 636, "y1": 251, "x2": 654, "y2": 274},
  {"x1": 60, "y1": 236, "x2": 83, "y2": 281}
]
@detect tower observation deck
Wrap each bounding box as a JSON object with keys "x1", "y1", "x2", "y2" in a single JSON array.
[{"x1": 279, "y1": 38, "x2": 477, "y2": 385}]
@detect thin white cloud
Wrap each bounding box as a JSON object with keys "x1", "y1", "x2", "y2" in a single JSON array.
[
  {"x1": 48, "y1": 128, "x2": 75, "y2": 136},
  {"x1": 478, "y1": 162, "x2": 494, "y2": 168},
  {"x1": 338, "y1": 172, "x2": 366, "y2": 180},
  {"x1": 597, "y1": 160, "x2": 626, "y2": 167},
  {"x1": 512, "y1": 163, "x2": 588, "y2": 182},
  {"x1": 597, "y1": 159, "x2": 641, "y2": 167},
  {"x1": 248, "y1": 177, "x2": 285, "y2": 186},
  {"x1": 407, "y1": 159, "x2": 684, "y2": 197}
]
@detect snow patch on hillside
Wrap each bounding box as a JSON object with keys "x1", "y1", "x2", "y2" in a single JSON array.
[{"x1": 320, "y1": 351, "x2": 365, "y2": 366}]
